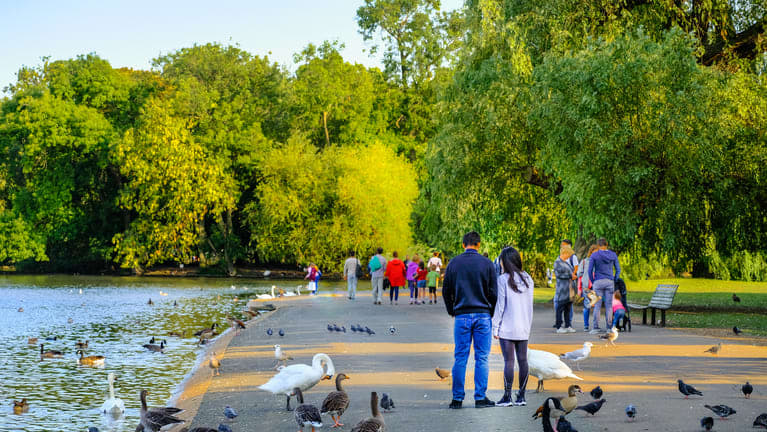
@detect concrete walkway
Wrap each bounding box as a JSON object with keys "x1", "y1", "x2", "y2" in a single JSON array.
[{"x1": 177, "y1": 292, "x2": 767, "y2": 432}]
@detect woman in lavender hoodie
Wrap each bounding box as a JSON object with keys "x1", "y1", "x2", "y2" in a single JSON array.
[
  {"x1": 406, "y1": 254, "x2": 421, "y2": 304},
  {"x1": 492, "y1": 247, "x2": 534, "y2": 407}
]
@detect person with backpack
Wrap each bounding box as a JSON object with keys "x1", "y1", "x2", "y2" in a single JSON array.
[
  {"x1": 369, "y1": 247, "x2": 387, "y2": 305},
  {"x1": 304, "y1": 263, "x2": 321, "y2": 295},
  {"x1": 343, "y1": 251, "x2": 362, "y2": 300}
]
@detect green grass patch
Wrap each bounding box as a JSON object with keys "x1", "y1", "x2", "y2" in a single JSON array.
[
  {"x1": 665, "y1": 311, "x2": 767, "y2": 336},
  {"x1": 627, "y1": 278, "x2": 767, "y2": 311}
]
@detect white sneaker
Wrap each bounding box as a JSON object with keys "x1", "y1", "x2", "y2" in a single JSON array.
[
  {"x1": 589, "y1": 329, "x2": 601, "y2": 335},
  {"x1": 566, "y1": 327, "x2": 576, "y2": 333},
  {"x1": 556, "y1": 328, "x2": 568, "y2": 334}
]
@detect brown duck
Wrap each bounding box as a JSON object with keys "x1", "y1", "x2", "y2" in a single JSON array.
[{"x1": 321, "y1": 373, "x2": 350, "y2": 428}]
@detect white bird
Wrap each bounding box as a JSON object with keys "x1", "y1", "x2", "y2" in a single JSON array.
[
  {"x1": 79, "y1": 288, "x2": 83, "y2": 295},
  {"x1": 560, "y1": 342, "x2": 593, "y2": 370},
  {"x1": 282, "y1": 286, "x2": 300, "y2": 297},
  {"x1": 259, "y1": 353, "x2": 335, "y2": 411},
  {"x1": 256, "y1": 286, "x2": 277, "y2": 300},
  {"x1": 274, "y1": 344, "x2": 294, "y2": 368},
  {"x1": 100, "y1": 372, "x2": 125, "y2": 418},
  {"x1": 518, "y1": 349, "x2": 583, "y2": 392}
]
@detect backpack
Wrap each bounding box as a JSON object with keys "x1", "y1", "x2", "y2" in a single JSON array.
[
  {"x1": 369, "y1": 255, "x2": 381, "y2": 273},
  {"x1": 355, "y1": 260, "x2": 364, "y2": 278}
]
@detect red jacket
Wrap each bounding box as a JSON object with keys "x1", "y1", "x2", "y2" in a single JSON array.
[
  {"x1": 385, "y1": 259, "x2": 407, "y2": 287},
  {"x1": 417, "y1": 268, "x2": 428, "y2": 281}
]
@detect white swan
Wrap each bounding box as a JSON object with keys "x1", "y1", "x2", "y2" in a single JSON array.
[
  {"x1": 256, "y1": 286, "x2": 277, "y2": 300},
  {"x1": 100, "y1": 372, "x2": 125, "y2": 418},
  {"x1": 517, "y1": 349, "x2": 582, "y2": 392},
  {"x1": 282, "y1": 286, "x2": 301, "y2": 297},
  {"x1": 258, "y1": 353, "x2": 335, "y2": 410}
]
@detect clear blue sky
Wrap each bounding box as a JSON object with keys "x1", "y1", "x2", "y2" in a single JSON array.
[{"x1": 0, "y1": 0, "x2": 464, "y2": 91}]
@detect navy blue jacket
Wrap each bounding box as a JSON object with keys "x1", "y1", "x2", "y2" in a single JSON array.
[{"x1": 443, "y1": 249, "x2": 498, "y2": 317}]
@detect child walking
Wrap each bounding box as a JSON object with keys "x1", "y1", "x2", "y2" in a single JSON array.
[
  {"x1": 406, "y1": 255, "x2": 420, "y2": 304},
  {"x1": 612, "y1": 291, "x2": 626, "y2": 330},
  {"x1": 427, "y1": 264, "x2": 440, "y2": 304},
  {"x1": 492, "y1": 246, "x2": 534, "y2": 407},
  {"x1": 416, "y1": 261, "x2": 428, "y2": 303}
]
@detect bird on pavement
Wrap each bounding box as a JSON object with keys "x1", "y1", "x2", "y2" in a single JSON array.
[
  {"x1": 625, "y1": 404, "x2": 637, "y2": 421},
  {"x1": 599, "y1": 327, "x2": 619, "y2": 346},
  {"x1": 678, "y1": 380, "x2": 703, "y2": 398},
  {"x1": 294, "y1": 386, "x2": 323, "y2": 431},
  {"x1": 321, "y1": 373, "x2": 350, "y2": 428},
  {"x1": 704, "y1": 404, "x2": 736, "y2": 419},
  {"x1": 533, "y1": 384, "x2": 581, "y2": 419},
  {"x1": 226, "y1": 315, "x2": 246, "y2": 335},
  {"x1": 576, "y1": 399, "x2": 606, "y2": 416},
  {"x1": 589, "y1": 386, "x2": 603, "y2": 400},
  {"x1": 388, "y1": 325, "x2": 396, "y2": 335},
  {"x1": 732, "y1": 293, "x2": 741, "y2": 303},
  {"x1": 218, "y1": 424, "x2": 233, "y2": 432},
  {"x1": 332, "y1": 324, "x2": 342, "y2": 332},
  {"x1": 278, "y1": 328, "x2": 285, "y2": 337},
  {"x1": 351, "y1": 392, "x2": 384, "y2": 432},
  {"x1": 341, "y1": 326, "x2": 346, "y2": 333},
  {"x1": 541, "y1": 397, "x2": 566, "y2": 432},
  {"x1": 557, "y1": 416, "x2": 578, "y2": 432},
  {"x1": 224, "y1": 406, "x2": 237, "y2": 420},
  {"x1": 274, "y1": 344, "x2": 293, "y2": 368},
  {"x1": 742, "y1": 382, "x2": 753, "y2": 398},
  {"x1": 754, "y1": 413, "x2": 767, "y2": 429},
  {"x1": 350, "y1": 325, "x2": 357, "y2": 333},
  {"x1": 560, "y1": 342, "x2": 592, "y2": 370},
  {"x1": 179, "y1": 428, "x2": 217, "y2": 432},
  {"x1": 380, "y1": 393, "x2": 395, "y2": 412},
  {"x1": 701, "y1": 416, "x2": 714, "y2": 431},
  {"x1": 327, "y1": 324, "x2": 334, "y2": 332},
  {"x1": 364, "y1": 327, "x2": 375, "y2": 335},
  {"x1": 435, "y1": 367, "x2": 450, "y2": 380},
  {"x1": 704, "y1": 343, "x2": 722, "y2": 355},
  {"x1": 266, "y1": 328, "x2": 273, "y2": 337},
  {"x1": 733, "y1": 326, "x2": 742, "y2": 335},
  {"x1": 209, "y1": 352, "x2": 221, "y2": 376}
]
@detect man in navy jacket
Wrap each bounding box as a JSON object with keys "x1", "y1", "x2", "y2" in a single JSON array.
[{"x1": 442, "y1": 231, "x2": 498, "y2": 409}]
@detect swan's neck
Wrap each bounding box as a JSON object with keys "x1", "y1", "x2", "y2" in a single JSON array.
[
  {"x1": 108, "y1": 379, "x2": 115, "y2": 399},
  {"x1": 271, "y1": 286, "x2": 275, "y2": 297}
]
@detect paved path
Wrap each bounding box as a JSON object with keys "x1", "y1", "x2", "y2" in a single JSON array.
[{"x1": 178, "y1": 292, "x2": 767, "y2": 432}]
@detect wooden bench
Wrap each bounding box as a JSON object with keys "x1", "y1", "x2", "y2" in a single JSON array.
[{"x1": 627, "y1": 284, "x2": 679, "y2": 327}]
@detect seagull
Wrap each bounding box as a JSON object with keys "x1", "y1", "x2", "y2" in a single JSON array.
[
  {"x1": 705, "y1": 404, "x2": 736, "y2": 419},
  {"x1": 704, "y1": 342, "x2": 722, "y2": 355},
  {"x1": 589, "y1": 386, "x2": 602, "y2": 399},
  {"x1": 274, "y1": 344, "x2": 293, "y2": 368},
  {"x1": 435, "y1": 367, "x2": 450, "y2": 380},
  {"x1": 742, "y1": 382, "x2": 753, "y2": 398},
  {"x1": 266, "y1": 328, "x2": 273, "y2": 337},
  {"x1": 732, "y1": 293, "x2": 741, "y2": 303},
  {"x1": 380, "y1": 393, "x2": 395, "y2": 412},
  {"x1": 701, "y1": 416, "x2": 714, "y2": 431},
  {"x1": 209, "y1": 352, "x2": 221, "y2": 376},
  {"x1": 677, "y1": 380, "x2": 703, "y2": 398},
  {"x1": 754, "y1": 413, "x2": 767, "y2": 429},
  {"x1": 223, "y1": 406, "x2": 237, "y2": 420},
  {"x1": 575, "y1": 398, "x2": 606, "y2": 415},
  {"x1": 625, "y1": 404, "x2": 637, "y2": 421},
  {"x1": 599, "y1": 327, "x2": 619, "y2": 346},
  {"x1": 389, "y1": 325, "x2": 396, "y2": 335},
  {"x1": 733, "y1": 326, "x2": 742, "y2": 335},
  {"x1": 560, "y1": 342, "x2": 593, "y2": 370},
  {"x1": 278, "y1": 329, "x2": 285, "y2": 337}
]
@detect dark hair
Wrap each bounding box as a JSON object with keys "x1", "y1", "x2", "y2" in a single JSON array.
[
  {"x1": 392, "y1": 251, "x2": 398, "y2": 258},
  {"x1": 499, "y1": 247, "x2": 529, "y2": 293},
  {"x1": 419, "y1": 261, "x2": 425, "y2": 270},
  {"x1": 377, "y1": 247, "x2": 383, "y2": 254},
  {"x1": 349, "y1": 251, "x2": 356, "y2": 257},
  {"x1": 597, "y1": 238, "x2": 608, "y2": 247},
  {"x1": 561, "y1": 239, "x2": 573, "y2": 246},
  {"x1": 462, "y1": 231, "x2": 481, "y2": 247}
]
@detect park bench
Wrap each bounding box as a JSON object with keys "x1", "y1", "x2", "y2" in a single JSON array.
[{"x1": 627, "y1": 284, "x2": 679, "y2": 327}]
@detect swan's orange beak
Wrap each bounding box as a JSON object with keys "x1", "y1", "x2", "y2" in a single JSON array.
[{"x1": 322, "y1": 375, "x2": 332, "y2": 380}]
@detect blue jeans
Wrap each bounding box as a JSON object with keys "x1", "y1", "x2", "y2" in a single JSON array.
[
  {"x1": 612, "y1": 308, "x2": 625, "y2": 328},
  {"x1": 583, "y1": 295, "x2": 591, "y2": 329},
  {"x1": 592, "y1": 279, "x2": 614, "y2": 329},
  {"x1": 452, "y1": 313, "x2": 491, "y2": 401},
  {"x1": 347, "y1": 276, "x2": 357, "y2": 299},
  {"x1": 553, "y1": 299, "x2": 574, "y2": 324}
]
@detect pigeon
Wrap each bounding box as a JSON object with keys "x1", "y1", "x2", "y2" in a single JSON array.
[
  {"x1": 557, "y1": 416, "x2": 578, "y2": 432},
  {"x1": 701, "y1": 416, "x2": 714, "y2": 431},
  {"x1": 435, "y1": 367, "x2": 451, "y2": 380},
  {"x1": 389, "y1": 325, "x2": 396, "y2": 335},
  {"x1": 364, "y1": 327, "x2": 375, "y2": 335},
  {"x1": 733, "y1": 326, "x2": 742, "y2": 335},
  {"x1": 355, "y1": 324, "x2": 363, "y2": 332},
  {"x1": 218, "y1": 424, "x2": 233, "y2": 432},
  {"x1": 278, "y1": 329, "x2": 285, "y2": 337},
  {"x1": 704, "y1": 342, "x2": 722, "y2": 355},
  {"x1": 327, "y1": 324, "x2": 334, "y2": 332},
  {"x1": 560, "y1": 342, "x2": 593, "y2": 370},
  {"x1": 742, "y1": 382, "x2": 753, "y2": 398},
  {"x1": 754, "y1": 413, "x2": 767, "y2": 429},
  {"x1": 732, "y1": 293, "x2": 741, "y2": 302},
  {"x1": 599, "y1": 327, "x2": 619, "y2": 345},
  {"x1": 350, "y1": 325, "x2": 357, "y2": 333},
  {"x1": 589, "y1": 386, "x2": 603, "y2": 400},
  {"x1": 704, "y1": 404, "x2": 736, "y2": 419},
  {"x1": 266, "y1": 328, "x2": 273, "y2": 337},
  {"x1": 625, "y1": 404, "x2": 637, "y2": 421},
  {"x1": 576, "y1": 398, "x2": 606, "y2": 415},
  {"x1": 224, "y1": 406, "x2": 237, "y2": 420},
  {"x1": 380, "y1": 393, "x2": 395, "y2": 412},
  {"x1": 332, "y1": 324, "x2": 341, "y2": 332},
  {"x1": 341, "y1": 326, "x2": 346, "y2": 333},
  {"x1": 678, "y1": 380, "x2": 703, "y2": 398}
]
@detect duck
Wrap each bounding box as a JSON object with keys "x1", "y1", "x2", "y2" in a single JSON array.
[
  {"x1": 138, "y1": 389, "x2": 184, "y2": 431},
  {"x1": 519, "y1": 349, "x2": 583, "y2": 392},
  {"x1": 541, "y1": 397, "x2": 566, "y2": 432},
  {"x1": 40, "y1": 344, "x2": 63, "y2": 360},
  {"x1": 533, "y1": 385, "x2": 582, "y2": 419},
  {"x1": 256, "y1": 286, "x2": 277, "y2": 300},
  {"x1": 77, "y1": 349, "x2": 105, "y2": 367},
  {"x1": 143, "y1": 340, "x2": 166, "y2": 353},
  {"x1": 226, "y1": 315, "x2": 246, "y2": 335},
  {"x1": 100, "y1": 372, "x2": 125, "y2": 418},
  {"x1": 75, "y1": 340, "x2": 89, "y2": 349},
  {"x1": 13, "y1": 398, "x2": 29, "y2": 414},
  {"x1": 258, "y1": 353, "x2": 335, "y2": 411},
  {"x1": 27, "y1": 337, "x2": 38, "y2": 345},
  {"x1": 350, "y1": 392, "x2": 384, "y2": 432},
  {"x1": 294, "y1": 387, "x2": 323, "y2": 431},
  {"x1": 321, "y1": 373, "x2": 351, "y2": 428}
]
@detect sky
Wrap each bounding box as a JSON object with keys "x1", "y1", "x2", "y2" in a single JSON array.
[{"x1": 0, "y1": 0, "x2": 465, "y2": 91}]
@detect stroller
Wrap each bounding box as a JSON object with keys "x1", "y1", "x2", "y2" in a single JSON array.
[{"x1": 614, "y1": 278, "x2": 632, "y2": 332}]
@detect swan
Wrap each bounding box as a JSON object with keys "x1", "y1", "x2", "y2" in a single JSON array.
[
  {"x1": 259, "y1": 353, "x2": 335, "y2": 410},
  {"x1": 256, "y1": 286, "x2": 277, "y2": 300},
  {"x1": 517, "y1": 349, "x2": 582, "y2": 392},
  {"x1": 101, "y1": 372, "x2": 125, "y2": 418},
  {"x1": 282, "y1": 286, "x2": 299, "y2": 297}
]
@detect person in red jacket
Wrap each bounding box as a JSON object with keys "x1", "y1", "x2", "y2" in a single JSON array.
[{"x1": 385, "y1": 251, "x2": 407, "y2": 305}]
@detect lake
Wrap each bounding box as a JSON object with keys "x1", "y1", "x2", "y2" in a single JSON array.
[{"x1": 0, "y1": 275, "x2": 344, "y2": 432}]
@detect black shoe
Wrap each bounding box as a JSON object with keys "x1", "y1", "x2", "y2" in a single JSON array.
[
  {"x1": 475, "y1": 397, "x2": 495, "y2": 408},
  {"x1": 512, "y1": 395, "x2": 526, "y2": 406},
  {"x1": 448, "y1": 400, "x2": 462, "y2": 409}
]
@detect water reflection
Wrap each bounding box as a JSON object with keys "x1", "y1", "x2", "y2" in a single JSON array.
[{"x1": 0, "y1": 275, "x2": 337, "y2": 432}]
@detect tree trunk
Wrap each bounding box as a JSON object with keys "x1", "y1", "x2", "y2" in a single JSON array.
[
  {"x1": 224, "y1": 209, "x2": 236, "y2": 276},
  {"x1": 322, "y1": 111, "x2": 330, "y2": 147}
]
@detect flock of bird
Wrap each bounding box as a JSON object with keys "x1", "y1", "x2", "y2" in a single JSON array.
[{"x1": 326, "y1": 323, "x2": 378, "y2": 336}]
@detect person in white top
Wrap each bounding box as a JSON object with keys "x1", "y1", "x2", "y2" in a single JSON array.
[
  {"x1": 491, "y1": 246, "x2": 534, "y2": 407},
  {"x1": 427, "y1": 252, "x2": 443, "y2": 273},
  {"x1": 343, "y1": 251, "x2": 361, "y2": 300}
]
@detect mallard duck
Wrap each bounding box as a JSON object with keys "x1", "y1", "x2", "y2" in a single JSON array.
[
  {"x1": 541, "y1": 397, "x2": 566, "y2": 432},
  {"x1": 75, "y1": 340, "x2": 89, "y2": 349},
  {"x1": 77, "y1": 349, "x2": 105, "y2": 367},
  {"x1": 209, "y1": 352, "x2": 221, "y2": 376},
  {"x1": 143, "y1": 340, "x2": 166, "y2": 353},
  {"x1": 258, "y1": 353, "x2": 335, "y2": 411},
  {"x1": 520, "y1": 349, "x2": 583, "y2": 392},
  {"x1": 138, "y1": 389, "x2": 184, "y2": 431},
  {"x1": 100, "y1": 372, "x2": 125, "y2": 418},
  {"x1": 256, "y1": 286, "x2": 277, "y2": 300},
  {"x1": 274, "y1": 344, "x2": 293, "y2": 368},
  {"x1": 168, "y1": 331, "x2": 186, "y2": 338},
  {"x1": 294, "y1": 387, "x2": 323, "y2": 431},
  {"x1": 40, "y1": 344, "x2": 63, "y2": 360},
  {"x1": 350, "y1": 392, "x2": 384, "y2": 432},
  {"x1": 321, "y1": 373, "x2": 350, "y2": 427},
  {"x1": 13, "y1": 398, "x2": 29, "y2": 414},
  {"x1": 533, "y1": 385, "x2": 582, "y2": 419}
]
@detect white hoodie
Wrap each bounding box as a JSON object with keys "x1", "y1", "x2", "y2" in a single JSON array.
[{"x1": 492, "y1": 272, "x2": 534, "y2": 340}]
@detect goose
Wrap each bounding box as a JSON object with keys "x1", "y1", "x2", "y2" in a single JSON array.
[
  {"x1": 40, "y1": 344, "x2": 63, "y2": 360},
  {"x1": 533, "y1": 385, "x2": 582, "y2": 419},
  {"x1": 294, "y1": 387, "x2": 323, "y2": 431},
  {"x1": 541, "y1": 397, "x2": 566, "y2": 432},
  {"x1": 13, "y1": 398, "x2": 29, "y2": 414},
  {"x1": 258, "y1": 353, "x2": 335, "y2": 411},
  {"x1": 194, "y1": 323, "x2": 217, "y2": 337},
  {"x1": 518, "y1": 349, "x2": 583, "y2": 392},
  {"x1": 75, "y1": 340, "x2": 89, "y2": 349},
  {"x1": 143, "y1": 340, "x2": 166, "y2": 353},
  {"x1": 256, "y1": 286, "x2": 277, "y2": 300},
  {"x1": 77, "y1": 349, "x2": 105, "y2": 367},
  {"x1": 100, "y1": 372, "x2": 125, "y2": 418},
  {"x1": 350, "y1": 392, "x2": 384, "y2": 432},
  {"x1": 138, "y1": 389, "x2": 184, "y2": 431},
  {"x1": 321, "y1": 373, "x2": 350, "y2": 428}
]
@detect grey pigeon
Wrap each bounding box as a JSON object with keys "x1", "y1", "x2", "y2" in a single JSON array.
[
  {"x1": 278, "y1": 328, "x2": 285, "y2": 337},
  {"x1": 557, "y1": 416, "x2": 578, "y2": 432},
  {"x1": 625, "y1": 404, "x2": 637, "y2": 420},
  {"x1": 380, "y1": 393, "x2": 395, "y2": 412},
  {"x1": 341, "y1": 326, "x2": 346, "y2": 333},
  {"x1": 224, "y1": 405, "x2": 237, "y2": 420},
  {"x1": 327, "y1": 324, "x2": 334, "y2": 332},
  {"x1": 576, "y1": 399, "x2": 606, "y2": 415},
  {"x1": 589, "y1": 386, "x2": 602, "y2": 399},
  {"x1": 266, "y1": 328, "x2": 273, "y2": 336},
  {"x1": 218, "y1": 424, "x2": 233, "y2": 432},
  {"x1": 742, "y1": 382, "x2": 753, "y2": 398},
  {"x1": 701, "y1": 416, "x2": 714, "y2": 431},
  {"x1": 365, "y1": 327, "x2": 375, "y2": 335},
  {"x1": 704, "y1": 404, "x2": 736, "y2": 419},
  {"x1": 733, "y1": 326, "x2": 742, "y2": 335},
  {"x1": 332, "y1": 324, "x2": 341, "y2": 332},
  {"x1": 754, "y1": 413, "x2": 767, "y2": 429},
  {"x1": 677, "y1": 380, "x2": 703, "y2": 398},
  {"x1": 350, "y1": 324, "x2": 357, "y2": 333}
]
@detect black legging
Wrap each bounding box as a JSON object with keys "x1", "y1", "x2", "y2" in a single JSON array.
[{"x1": 499, "y1": 339, "x2": 529, "y2": 397}]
